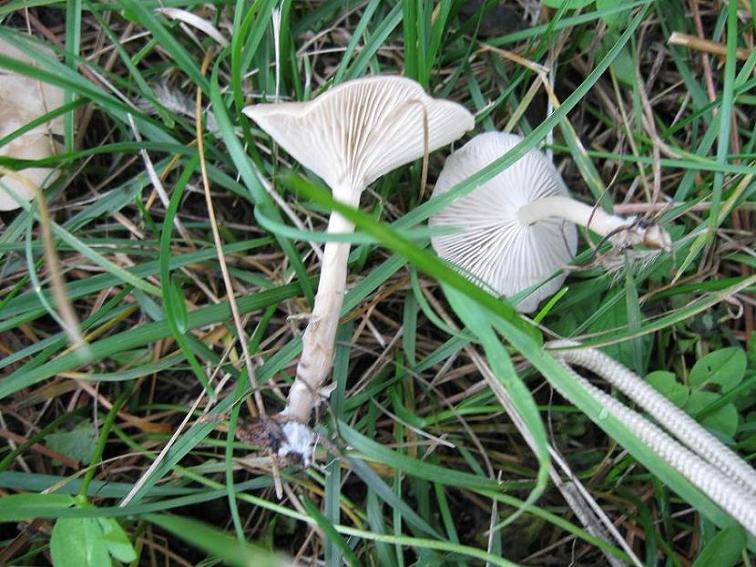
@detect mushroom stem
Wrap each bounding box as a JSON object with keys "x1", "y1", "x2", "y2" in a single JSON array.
[
  {"x1": 517, "y1": 195, "x2": 671, "y2": 251},
  {"x1": 282, "y1": 189, "x2": 360, "y2": 423}
]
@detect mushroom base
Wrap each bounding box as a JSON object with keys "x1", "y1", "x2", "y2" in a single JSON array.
[{"x1": 236, "y1": 415, "x2": 316, "y2": 467}]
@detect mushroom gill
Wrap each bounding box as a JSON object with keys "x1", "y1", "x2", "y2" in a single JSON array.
[{"x1": 430, "y1": 132, "x2": 672, "y2": 313}]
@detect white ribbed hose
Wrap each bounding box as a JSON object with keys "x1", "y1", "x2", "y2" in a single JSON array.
[
  {"x1": 547, "y1": 341, "x2": 756, "y2": 537},
  {"x1": 549, "y1": 340, "x2": 756, "y2": 494}
]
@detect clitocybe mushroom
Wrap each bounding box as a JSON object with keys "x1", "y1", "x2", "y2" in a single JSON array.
[
  {"x1": 430, "y1": 132, "x2": 672, "y2": 313},
  {"x1": 0, "y1": 36, "x2": 64, "y2": 211},
  {"x1": 244, "y1": 76, "x2": 474, "y2": 462}
]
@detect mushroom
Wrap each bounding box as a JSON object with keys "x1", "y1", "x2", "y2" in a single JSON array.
[
  {"x1": 0, "y1": 36, "x2": 64, "y2": 211},
  {"x1": 429, "y1": 132, "x2": 671, "y2": 313},
  {"x1": 244, "y1": 76, "x2": 474, "y2": 460}
]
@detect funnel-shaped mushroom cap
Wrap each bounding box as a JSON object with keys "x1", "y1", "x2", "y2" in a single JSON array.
[
  {"x1": 243, "y1": 76, "x2": 474, "y2": 200},
  {"x1": 0, "y1": 133, "x2": 60, "y2": 210},
  {"x1": 430, "y1": 132, "x2": 577, "y2": 313},
  {"x1": 0, "y1": 37, "x2": 64, "y2": 211}
]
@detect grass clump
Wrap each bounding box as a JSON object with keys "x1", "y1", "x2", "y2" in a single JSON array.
[{"x1": 0, "y1": 1, "x2": 754, "y2": 565}]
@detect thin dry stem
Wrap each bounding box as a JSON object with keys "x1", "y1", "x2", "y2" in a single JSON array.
[
  {"x1": 194, "y1": 51, "x2": 266, "y2": 419},
  {"x1": 0, "y1": 168, "x2": 88, "y2": 357},
  {"x1": 668, "y1": 31, "x2": 750, "y2": 61}
]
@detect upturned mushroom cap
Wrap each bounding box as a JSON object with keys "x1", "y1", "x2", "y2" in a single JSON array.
[
  {"x1": 0, "y1": 133, "x2": 61, "y2": 210},
  {"x1": 243, "y1": 76, "x2": 474, "y2": 200},
  {"x1": 430, "y1": 132, "x2": 577, "y2": 313},
  {"x1": 0, "y1": 37, "x2": 64, "y2": 211}
]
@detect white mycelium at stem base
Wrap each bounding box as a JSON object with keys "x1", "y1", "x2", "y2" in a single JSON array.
[
  {"x1": 244, "y1": 77, "x2": 474, "y2": 446},
  {"x1": 430, "y1": 132, "x2": 672, "y2": 313}
]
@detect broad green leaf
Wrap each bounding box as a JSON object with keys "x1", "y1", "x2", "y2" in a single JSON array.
[
  {"x1": 692, "y1": 526, "x2": 746, "y2": 567},
  {"x1": 50, "y1": 518, "x2": 109, "y2": 567},
  {"x1": 0, "y1": 493, "x2": 75, "y2": 522},
  {"x1": 686, "y1": 392, "x2": 739, "y2": 439},
  {"x1": 610, "y1": 43, "x2": 635, "y2": 85},
  {"x1": 702, "y1": 406, "x2": 739, "y2": 440},
  {"x1": 597, "y1": 31, "x2": 635, "y2": 86},
  {"x1": 646, "y1": 371, "x2": 689, "y2": 407},
  {"x1": 741, "y1": 412, "x2": 756, "y2": 451},
  {"x1": 45, "y1": 420, "x2": 97, "y2": 464},
  {"x1": 689, "y1": 348, "x2": 747, "y2": 393},
  {"x1": 97, "y1": 517, "x2": 137, "y2": 563},
  {"x1": 596, "y1": 0, "x2": 626, "y2": 27}
]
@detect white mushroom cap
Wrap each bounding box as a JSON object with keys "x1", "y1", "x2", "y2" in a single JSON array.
[
  {"x1": 243, "y1": 76, "x2": 474, "y2": 200},
  {"x1": 0, "y1": 134, "x2": 61, "y2": 210},
  {"x1": 430, "y1": 132, "x2": 577, "y2": 313},
  {"x1": 0, "y1": 37, "x2": 64, "y2": 211}
]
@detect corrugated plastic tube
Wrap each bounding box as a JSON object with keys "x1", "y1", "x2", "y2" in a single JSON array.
[{"x1": 547, "y1": 340, "x2": 756, "y2": 537}]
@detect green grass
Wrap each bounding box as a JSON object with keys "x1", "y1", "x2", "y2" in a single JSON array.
[{"x1": 1, "y1": 1, "x2": 755, "y2": 566}]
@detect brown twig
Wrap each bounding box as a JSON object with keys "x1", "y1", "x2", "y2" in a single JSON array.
[
  {"x1": 194, "y1": 49, "x2": 266, "y2": 419},
  {"x1": 668, "y1": 31, "x2": 750, "y2": 61}
]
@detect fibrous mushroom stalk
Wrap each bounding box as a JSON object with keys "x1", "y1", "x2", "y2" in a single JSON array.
[
  {"x1": 517, "y1": 195, "x2": 672, "y2": 251},
  {"x1": 282, "y1": 190, "x2": 359, "y2": 424}
]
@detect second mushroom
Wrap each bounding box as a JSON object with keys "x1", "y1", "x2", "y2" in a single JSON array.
[
  {"x1": 244, "y1": 76, "x2": 474, "y2": 462},
  {"x1": 0, "y1": 36, "x2": 64, "y2": 210},
  {"x1": 430, "y1": 132, "x2": 672, "y2": 313}
]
